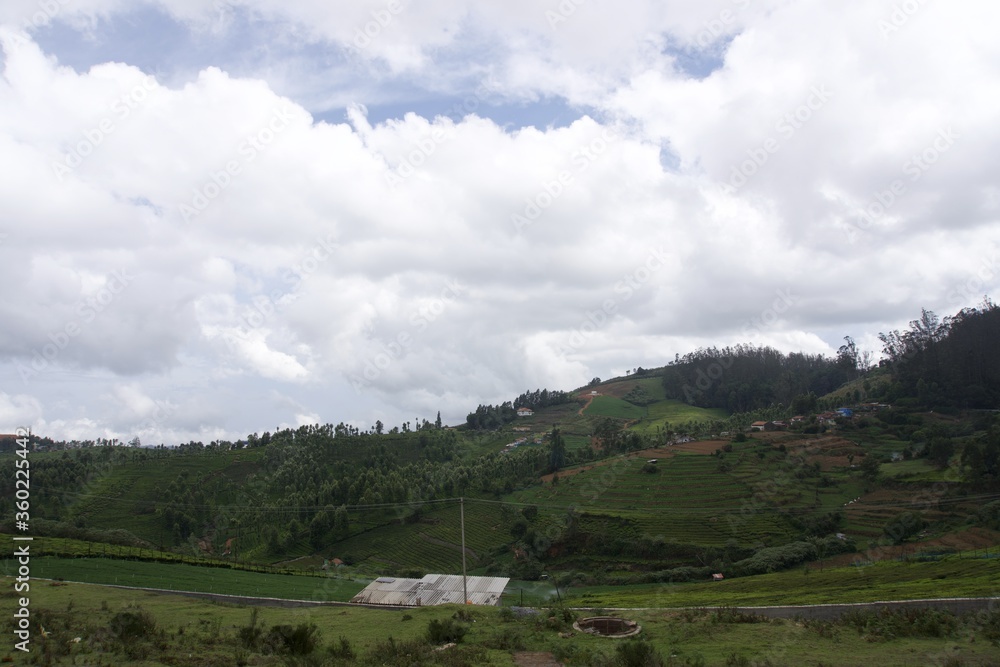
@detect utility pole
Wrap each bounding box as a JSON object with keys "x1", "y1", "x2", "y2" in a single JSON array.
[{"x1": 460, "y1": 497, "x2": 468, "y2": 604}]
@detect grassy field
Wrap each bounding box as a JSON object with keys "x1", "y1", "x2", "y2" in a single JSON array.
[
  {"x1": 4, "y1": 576, "x2": 999, "y2": 666},
  {"x1": 630, "y1": 399, "x2": 730, "y2": 434},
  {"x1": 320, "y1": 501, "x2": 514, "y2": 574},
  {"x1": 560, "y1": 555, "x2": 1000, "y2": 608},
  {"x1": 582, "y1": 395, "x2": 647, "y2": 420},
  {"x1": 512, "y1": 452, "x2": 798, "y2": 548},
  {"x1": 66, "y1": 448, "x2": 266, "y2": 545},
  {"x1": 1, "y1": 557, "x2": 366, "y2": 601}
]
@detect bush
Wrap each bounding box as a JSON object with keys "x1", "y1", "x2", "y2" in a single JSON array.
[
  {"x1": 236, "y1": 608, "x2": 263, "y2": 649},
  {"x1": 840, "y1": 607, "x2": 958, "y2": 640},
  {"x1": 711, "y1": 607, "x2": 766, "y2": 624},
  {"x1": 328, "y1": 636, "x2": 354, "y2": 660},
  {"x1": 981, "y1": 608, "x2": 1000, "y2": 646},
  {"x1": 263, "y1": 622, "x2": 318, "y2": 655},
  {"x1": 732, "y1": 541, "x2": 817, "y2": 575},
  {"x1": 109, "y1": 605, "x2": 157, "y2": 642},
  {"x1": 366, "y1": 637, "x2": 430, "y2": 664},
  {"x1": 427, "y1": 618, "x2": 467, "y2": 644},
  {"x1": 481, "y1": 627, "x2": 526, "y2": 650},
  {"x1": 615, "y1": 639, "x2": 665, "y2": 667}
]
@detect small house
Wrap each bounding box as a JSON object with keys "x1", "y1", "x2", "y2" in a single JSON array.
[
  {"x1": 516, "y1": 407, "x2": 534, "y2": 417},
  {"x1": 750, "y1": 421, "x2": 768, "y2": 431},
  {"x1": 712, "y1": 573, "x2": 725, "y2": 581}
]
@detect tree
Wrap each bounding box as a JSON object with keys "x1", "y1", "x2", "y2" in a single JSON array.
[
  {"x1": 435, "y1": 411, "x2": 442, "y2": 429},
  {"x1": 962, "y1": 444, "x2": 986, "y2": 481},
  {"x1": 859, "y1": 454, "x2": 881, "y2": 483},
  {"x1": 927, "y1": 437, "x2": 955, "y2": 469},
  {"x1": 884, "y1": 512, "x2": 925, "y2": 544},
  {"x1": 548, "y1": 427, "x2": 567, "y2": 473},
  {"x1": 374, "y1": 420, "x2": 383, "y2": 435}
]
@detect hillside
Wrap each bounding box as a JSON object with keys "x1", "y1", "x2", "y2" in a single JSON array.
[{"x1": 2, "y1": 302, "x2": 999, "y2": 607}]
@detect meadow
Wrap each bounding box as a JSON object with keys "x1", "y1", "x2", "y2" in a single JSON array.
[{"x1": 3, "y1": 576, "x2": 999, "y2": 666}]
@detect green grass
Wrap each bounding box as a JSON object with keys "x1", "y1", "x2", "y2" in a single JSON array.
[
  {"x1": 1, "y1": 557, "x2": 367, "y2": 601},
  {"x1": 880, "y1": 458, "x2": 953, "y2": 481},
  {"x1": 67, "y1": 448, "x2": 266, "y2": 544},
  {"x1": 6, "y1": 571, "x2": 1000, "y2": 666},
  {"x1": 563, "y1": 555, "x2": 1000, "y2": 608},
  {"x1": 630, "y1": 399, "x2": 729, "y2": 434},
  {"x1": 582, "y1": 395, "x2": 647, "y2": 419},
  {"x1": 511, "y1": 453, "x2": 797, "y2": 547},
  {"x1": 326, "y1": 502, "x2": 514, "y2": 573}
]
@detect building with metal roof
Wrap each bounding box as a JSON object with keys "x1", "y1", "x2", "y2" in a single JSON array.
[{"x1": 350, "y1": 574, "x2": 509, "y2": 607}]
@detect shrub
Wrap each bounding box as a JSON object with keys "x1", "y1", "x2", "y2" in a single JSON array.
[
  {"x1": 263, "y1": 622, "x2": 318, "y2": 655},
  {"x1": 366, "y1": 637, "x2": 430, "y2": 664},
  {"x1": 109, "y1": 605, "x2": 157, "y2": 642},
  {"x1": 711, "y1": 607, "x2": 766, "y2": 624},
  {"x1": 427, "y1": 618, "x2": 467, "y2": 644},
  {"x1": 236, "y1": 609, "x2": 263, "y2": 649},
  {"x1": 615, "y1": 639, "x2": 665, "y2": 667},
  {"x1": 840, "y1": 607, "x2": 957, "y2": 640},
  {"x1": 733, "y1": 541, "x2": 817, "y2": 575},
  {"x1": 481, "y1": 627, "x2": 526, "y2": 650},
  {"x1": 328, "y1": 636, "x2": 354, "y2": 660}
]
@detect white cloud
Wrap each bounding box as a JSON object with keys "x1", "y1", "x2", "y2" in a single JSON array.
[{"x1": 1, "y1": 2, "x2": 998, "y2": 442}]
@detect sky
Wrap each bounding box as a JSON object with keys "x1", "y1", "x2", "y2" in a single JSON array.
[{"x1": 0, "y1": 0, "x2": 998, "y2": 444}]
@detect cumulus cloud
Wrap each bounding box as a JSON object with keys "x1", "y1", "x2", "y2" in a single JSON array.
[{"x1": 1, "y1": 1, "x2": 998, "y2": 442}]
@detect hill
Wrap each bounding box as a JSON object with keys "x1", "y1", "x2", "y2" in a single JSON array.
[{"x1": 2, "y1": 301, "x2": 998, "y2": 609}]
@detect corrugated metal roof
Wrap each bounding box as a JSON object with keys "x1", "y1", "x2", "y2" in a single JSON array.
[{"x1": 350, "y1": 574, "x2": 509, "y2": 607}]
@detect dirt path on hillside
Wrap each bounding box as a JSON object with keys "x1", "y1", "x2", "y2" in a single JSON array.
[{"x1": 577, "y1": 394, "x2": 595, "y2": 416}]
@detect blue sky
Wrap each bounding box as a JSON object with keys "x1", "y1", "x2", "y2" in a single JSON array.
[{"x1": 0, "y1": 0, "x2": 997, "y2": 443}]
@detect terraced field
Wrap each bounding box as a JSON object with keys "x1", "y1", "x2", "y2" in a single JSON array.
[
  {"x1": 511, "y1": 454, "x2": 797, "y2": 547},
  {"x1": 630, "y1": 400, "x2": 729, "y2": 434},
  {"x1": 581, "y1": 395, "x2": 647, "y2": 419},
  {"x1": 68, "y1": 449, "x2": 266, "y2": 544},
  {"x1": 325, "y1": 501, "x2": 514, "y2": 574}
]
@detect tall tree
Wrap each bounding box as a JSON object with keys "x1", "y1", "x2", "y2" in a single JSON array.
[{"x1": 548, "y1": 427, "x2": 567, "y2": 473}]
